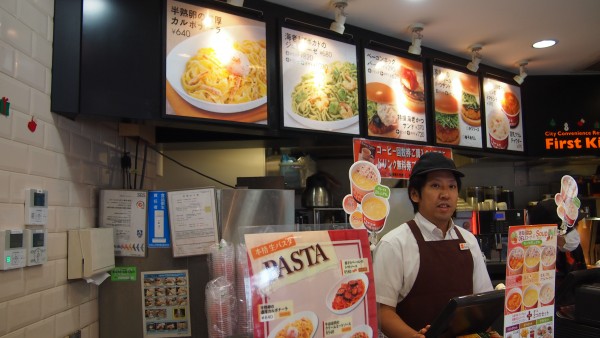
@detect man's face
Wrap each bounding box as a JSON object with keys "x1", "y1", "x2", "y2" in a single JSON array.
[{"x1": 410, "y1": 170, "x2": 459, "y2": 229}]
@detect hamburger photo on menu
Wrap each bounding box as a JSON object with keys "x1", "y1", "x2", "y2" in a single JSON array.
[
  {"x1": 399, "y1": 59, "x2": 425, "y2": 113},
  {"x1": 366, "y1": 82, "x2": 399, "y2": 138},
  {"x1": 460, "y1": 74, "x2": 481, "y2": 126},
  {"x1": 435, "y1": 92, "x2": 460, "y2": 145}
]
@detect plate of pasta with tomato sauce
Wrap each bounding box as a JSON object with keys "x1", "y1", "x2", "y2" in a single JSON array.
[{"x1": 326, "y1": 272, "x2": 369, "y2": 315}]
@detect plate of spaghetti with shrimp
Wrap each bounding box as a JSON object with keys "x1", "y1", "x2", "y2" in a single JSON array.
[
  {"x1": 166, "y1": 25, "x2": 267, "y2": 113},
  {"x1": 267, "y1": 311, "x2": 318, "y2": 338}
]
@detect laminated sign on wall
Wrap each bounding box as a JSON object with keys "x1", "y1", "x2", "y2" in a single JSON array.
[{"x1": 99, "y1": 190, "x2": 147, "y2": 257}]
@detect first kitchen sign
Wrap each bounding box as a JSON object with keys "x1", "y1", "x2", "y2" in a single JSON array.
[{"x1": 544, "y1": 130, "x2": 600, "y2": 150}]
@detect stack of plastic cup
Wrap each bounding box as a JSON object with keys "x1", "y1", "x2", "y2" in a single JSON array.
[
  {"x1": 208, "y1": 239, "x2": 236, "y2": 287},
  {"x1": 205, "y1": 276, "x2": 235, "y2": 338},
  {"x1": 235, "y1": 243, "x2": 253, "y2": 336}
]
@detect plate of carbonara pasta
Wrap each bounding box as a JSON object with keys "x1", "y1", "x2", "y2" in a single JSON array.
[
  {"x1": 283, "y1": 61, "x2": 359, "y2": 131},
  {"x1": 167, "y1": 25, "x2": 267, "y2": 113},
  {"x1": 267, "y1": 311, "x2": 318, "y2": 338}
]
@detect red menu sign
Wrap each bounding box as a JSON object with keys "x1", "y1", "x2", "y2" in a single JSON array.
[
  {"x1": 504, "y1": 225, "x2": 557, "y2": 338},
  {"x1": 352, "y1": 138, "x2": 452, "y2": 179},
  {"x1": 245, "y1": 229, "x2": 376, "y2": 338}
]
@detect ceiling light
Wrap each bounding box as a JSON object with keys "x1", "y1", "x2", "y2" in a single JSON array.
[
  {"x1": 330, "y1": 0, "x2": 348, "y2": 34},
  {"x1": 532, "y1": 39, "x2": 557, "y2": 49},
  {"x1": 466, "y1": 44, "x2": 483, "y2": 72},
  {"x1": 408, "y1": 23, "x2": 424, "y2": 55},
  {"x1": 513, "y1": 61, "x2": 529, "y2": 85}
]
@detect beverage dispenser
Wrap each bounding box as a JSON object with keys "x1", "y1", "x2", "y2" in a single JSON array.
[{"x1": 476, "y1": 209, "x2": 525, "y2": 261}]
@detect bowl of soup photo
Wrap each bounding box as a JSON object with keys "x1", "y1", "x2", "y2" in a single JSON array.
[
  {"x1": 505, "y1": 287, "x2": 522, "y2": 313},
  {"x1": 507, "y1": 247, "x2": 524, "y2": 275},
  {"x1": 361, "y1": 192, "x2": 389, "y2": 233},
  {"x1": 522, "y1": 284, "x2": 539, "y2": 309},
  {"x1": 349, "y1": 161, "x2": 381, "y2": 203},
  {"x1": 524, "y1": 245, "x2": 541, "y2": 273},
  {"x1": 541, "y1": 245, "x2": 557, "y2": 271},
  {"x1": 539, "y1": 282, "x2": 555, "y2": 306}
]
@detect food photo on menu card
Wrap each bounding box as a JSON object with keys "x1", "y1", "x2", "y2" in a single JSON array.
[
  {"x1": 364, "y1": 49, "x2": 427, "y2": 142},
  {"x1": 281, "y1": 27, "x2": 359, "y2": 134},
  {"x1": 483, "y1": 78, "x2": 525, "y2": 152},
  {"x1": 432, "y1": 65, "x2": 483, "y2": 148},
  {"x1": 165, "y1": 0, "x2": 268, "y2": 123}
]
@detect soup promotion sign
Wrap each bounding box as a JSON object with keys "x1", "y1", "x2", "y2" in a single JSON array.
[
  {"x1": 345, "y1": 138, "x2": 452, "y2": 242},
  {"x1": 244, "y1": 230, "x2": 377, "y2": 338},
  {"x1": 504, "y1": 225, "x2": 557, "y2": 338}
]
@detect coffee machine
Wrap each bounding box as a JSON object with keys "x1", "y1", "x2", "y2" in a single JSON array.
[{"x1": 475, "y1": 209, "x2": 525, "y2": 261}]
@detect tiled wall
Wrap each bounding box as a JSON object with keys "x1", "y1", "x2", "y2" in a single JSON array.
[{"x1": 0, "y1": 1, "x2": 155, "y2": 337}]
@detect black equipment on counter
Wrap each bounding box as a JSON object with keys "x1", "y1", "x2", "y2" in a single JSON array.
[{"x1": 476, "y1": 209, "x2": 525, "y2": 262}]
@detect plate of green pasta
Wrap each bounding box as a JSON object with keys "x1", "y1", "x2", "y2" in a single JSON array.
[{"x1": 283, "y1": 61, "x2": 359, "y2": 131}]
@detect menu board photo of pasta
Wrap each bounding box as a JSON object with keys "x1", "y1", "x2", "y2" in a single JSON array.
[
  {"x1": 483, "y1": 78, "x2": 525, "y2": 152},
  {"x1": 364, "y1": 49, "x2": 427, "y2": 142},
  {"x1": 165, "y1": 0, "x2": 267, "y2": 124},
  {"x1": 432, "y1": 65, "x2": 483, "y2": 148},
  {"x1": 281, "y1": 27, "x2": 359, "y2": 134}
]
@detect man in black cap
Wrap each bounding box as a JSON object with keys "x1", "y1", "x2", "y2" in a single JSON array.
[{"x1": 373, "y1": 152, "x2": 492, "y2": 338}]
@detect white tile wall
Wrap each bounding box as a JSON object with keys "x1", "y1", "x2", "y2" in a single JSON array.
[{"x1": 0, "y1": 1, "x2": 156, "y2": 337}]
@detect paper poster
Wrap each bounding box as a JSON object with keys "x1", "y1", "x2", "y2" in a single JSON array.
[
  {"x1": 142, "y1": 270, "x2": 191, "y2": 337},
  {"x1": 148, "y1": 191, "x2": 171, "y2": 248},
  {"x1": 483, "y1": 78, "x2": 525, "y2": 152},
  {"x1": 281, "y1": 27, "x2": 359, "y2": 134},
  {"x1": 364, "y1": 49, "x2": 427, "y2": 142},
  {"x1": 432, "y1": 65, "x2": 483, "y2": 148},
  {"x1": 165, "y1": 0, "x2": 267, "y2": 124},
  {"x1": 167, "y1": 188, "x2": 219, "y2": 257},
  {"x1": 504, "y1": 225, "x2": 557, "y2": 338},
  {"x1": 245, "y1": 229, "x2": 377, "y2": 338},
  {"x1": 99, "y1": 190, "x2": 147, "y2": 257}
]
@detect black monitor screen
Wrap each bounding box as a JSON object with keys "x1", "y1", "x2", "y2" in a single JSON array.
[{"x1": 425, "y1": 290, "x2": 505, "y2": 338}]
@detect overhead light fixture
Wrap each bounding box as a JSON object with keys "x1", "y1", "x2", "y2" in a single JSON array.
[
  {"x1": 408, "y1": 23, "x2": 424, "y2": 55},
  {"x1": 513, "y1": 61, "x2": 529, "y2": 85},
  {"x1": 533, "y1": 39, "x2": 557, "y2": 49},
  {"x1": 466, "y1": 44, "x2": 483, "y2": 72},
  {"x1": 226, "y1": 0, "x2": 244, "y2": 6},
  {"x1": 329, "y1": 0, "x2": 348, "y2": 34}
]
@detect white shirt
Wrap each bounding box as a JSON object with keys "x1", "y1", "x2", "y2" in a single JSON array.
[
  {"x1": 559, "y1": 227, "x2": 580, "y2": 252},
  {"x1": 373, "y1": 213, "x2": 493, "y2": 308}
]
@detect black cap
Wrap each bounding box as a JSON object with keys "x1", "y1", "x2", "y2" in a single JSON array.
[{"x1": 410, "y1": 152, "x2": 464, "y2": 178}]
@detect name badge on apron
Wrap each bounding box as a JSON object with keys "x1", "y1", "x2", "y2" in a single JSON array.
[{"x1": 459, "y1": 242, "x2": 469, "y2": 251}]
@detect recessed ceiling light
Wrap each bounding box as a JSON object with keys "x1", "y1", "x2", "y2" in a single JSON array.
[{"x1": 532, "y1": 39, "x2": 557, "y2": 48}]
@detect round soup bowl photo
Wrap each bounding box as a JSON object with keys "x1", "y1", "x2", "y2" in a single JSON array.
[
  {"x1": 524, "y1": 245, "x2": 541, "y2": 273},
  {"x1": 361, "y1": 192, "x2": 389, "y2": 233},
  {"x1": 505, "y1": 287, "x2": 522, "y2": 313},
  {"x1": 349, "y1": 161, "x2": 381, "y2": 203},
  {"x1": 522, "y1": 284, "x2": 539, "y2": 310},
  {"x1": 507, "y1": 246, "x2": 524, "y2": 276},
  {"x1": 539, "y1": 282, "x2": 555, "y2": 306},
  {"x1": 487, "y1": 111, "x2": 510, "y2": 149},
  {"x1": 541, "y1": 245, "x2": 557, "y2": 271}
]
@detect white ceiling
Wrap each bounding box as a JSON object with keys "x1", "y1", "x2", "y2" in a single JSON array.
[{"x1": 266, "y1": 0, "x2": 600, "y2": 76}]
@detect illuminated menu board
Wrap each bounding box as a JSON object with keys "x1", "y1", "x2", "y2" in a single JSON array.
[
  {"x1": 281, "y1": 27, "x2": 359, "y2": 134},
  {"x1": 165, "y1": 0, "x2": 267, "y2": 124},
  {"x1": 363, "y1": 49, "x2": 427, "y2": 142},
  {"x1": 483, "y1": 78, "x2": 525, "y2": 152},
  {"x1": 432, "y1": 65, "x2": 483, "y2": 148}
]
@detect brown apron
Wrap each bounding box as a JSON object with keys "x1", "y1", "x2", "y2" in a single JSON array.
[{"x1": 395, "y1": 220, "x2": 474, "y2": 331}]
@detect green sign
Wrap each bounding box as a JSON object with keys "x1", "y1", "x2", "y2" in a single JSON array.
[{"x1": 111, "y1": 266, "x2": 137, "y2": 281}]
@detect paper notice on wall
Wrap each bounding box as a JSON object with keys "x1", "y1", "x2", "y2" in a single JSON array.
[
  {"x1": 167, "y1": 188, "x2": 218, "y2": 257},
  {"x1": 99, "y1": 190, "x2": 147, "y2": 257}
]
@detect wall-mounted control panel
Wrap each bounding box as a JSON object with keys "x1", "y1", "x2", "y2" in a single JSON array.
[
  {"x1": 25, "y1": 189, "x2": 48, "y2": 226},
  {"x1": 0, "y1": 230, "x2": 27, "y2": 270},
  {"x1": 24, "y1": 229, "x2": 47, "y2": 266}
]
